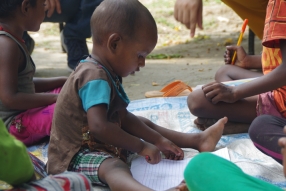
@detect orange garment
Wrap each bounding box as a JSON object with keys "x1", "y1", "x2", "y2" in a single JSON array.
[
  {"x1": 261, "y1": 0, "x2": 286, "y2": 118},
  {"x1": 222, "y1": 0, "x2": 267, "y2": 39}
]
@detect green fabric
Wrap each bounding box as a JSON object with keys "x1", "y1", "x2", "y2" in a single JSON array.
[
  {"x1": 0, "y1": 119, "x2": 34, "y2": 185},
  {"x1": 184, "y1": 152, "x2": 283, "y2": 191}
]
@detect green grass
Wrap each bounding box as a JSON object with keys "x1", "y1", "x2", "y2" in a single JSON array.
[
  {"x1": 155, "y1": 17, "x2": 176, "y2": 28},
  {"x1": 143, "y1": 0, "x2": 175, "y2": 10},
  {"x1": 146, "y1": 53, "x2": 183, "y2": 59}
]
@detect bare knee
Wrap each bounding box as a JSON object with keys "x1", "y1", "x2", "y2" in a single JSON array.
[
  {"x1": 98, "y1": 158, "x2": 130, "y2": 184},
  {"x1": 214, "y1": 65, "x2": 233, "y2": 82},
  {"x1": 187, "y1": 90, "x2": 206, "y2": 116}
]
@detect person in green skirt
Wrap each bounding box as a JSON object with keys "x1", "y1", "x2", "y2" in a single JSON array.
[
  {"x1": 184, "y1": 115, "x2": 286, "y2": 191},
  {"x1": 184, "y1": 152, "x2": 283, "y2": 191}
]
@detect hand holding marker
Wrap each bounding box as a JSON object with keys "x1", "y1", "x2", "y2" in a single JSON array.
[{"x1": 231, "y1": 19, "x2": 248, "y2": 65}]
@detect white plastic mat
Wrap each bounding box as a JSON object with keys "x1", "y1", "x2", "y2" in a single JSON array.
[{"x1": 27, "y1": 96, "x2": 286, "y2": 190}]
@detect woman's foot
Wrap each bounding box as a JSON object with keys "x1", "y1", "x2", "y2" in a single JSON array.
[
  {"x1": 194, "y1": 117, "x2": 218, "y2": 131},
  {"x1": 194, "y1": 117, "x2": 250, "y2": 135},
  {"x1": 197, "y1": 117, "x2": 228, "y2": 152}
]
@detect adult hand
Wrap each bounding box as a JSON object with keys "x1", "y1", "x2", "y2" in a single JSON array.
[
  {"x1": 174, "y1": 0, "x2": 203, "y2": 37},
  {"x1": 202, "y1": 82, "x2": 238, "y2": 104},
  {"x1": 45, "y1": 0, "x2": 61, "y2": 18}
]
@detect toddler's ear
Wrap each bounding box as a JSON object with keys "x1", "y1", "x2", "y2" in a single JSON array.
[
  {"x1": 21, "y1": 0, "x2": 31, "y2": 13},
  {"x1": 107, "y1": 33, "x2": 121, "y2": 54}
]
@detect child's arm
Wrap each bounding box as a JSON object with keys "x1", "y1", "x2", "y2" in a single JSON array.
[
  {"x1": 87, "y1": 104, "x2": 162, "y2": 164},
  {"x1": 120, "y1": 110, "x2": 184, "y2": 160},
  {"x1": 0, "y1": 41, "x2": 57, "y2": 110},
  {"x1": 224, "y1": 45, "x2": 262, "y2": 69},
  {"x1": 203, "y1": 40, "x2": 286, "y2": 104},
  {"x1": 33, "y1": 77, "x2": 67, "y2": 93}
]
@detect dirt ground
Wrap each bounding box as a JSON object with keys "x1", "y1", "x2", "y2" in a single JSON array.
[{"x1": 31, "y1": 0, "x2": 262, "y2": 100}]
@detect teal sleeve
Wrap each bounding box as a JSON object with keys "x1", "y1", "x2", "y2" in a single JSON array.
[
  {"x1": 0, "y1": 119, "x2": 34, "y2": 186},
  {"x1": 79, "y1": 79, "x2": 111, "y2": 111}
]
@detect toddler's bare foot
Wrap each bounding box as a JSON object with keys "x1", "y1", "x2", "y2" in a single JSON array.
[
  {"x1": 166, "y1": 180, "x2": 188, "y2": 191},
  {"x1": 198, "y1": 117, "x2": 228, "y2": 152}
]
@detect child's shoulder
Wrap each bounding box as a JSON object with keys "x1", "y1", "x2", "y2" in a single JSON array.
[
  {"x1": 72, "y1": 62, "x2": 110, "y2": 83},
  {"x1": 0, "y1": 31, "x2": 22, "y2": 50},
  {"x1": 0, "y1": 31, "x2": 28, "y2": 67}
]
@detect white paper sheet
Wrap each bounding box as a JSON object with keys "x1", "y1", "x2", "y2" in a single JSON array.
[
  {"x1": 131, "y1": 157, "x2": 191, "y2": 191},
  {"x1": 131, "y1": 148, "x2": 230, "y2": 191}
]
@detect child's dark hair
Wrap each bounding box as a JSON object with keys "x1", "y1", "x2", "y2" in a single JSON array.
[
  {"x1": 0, "y1": 0, "x2": 37, "y2": 18},
  {"x1": 91, "y1": 0, "x2": 157, "y2": 44}
]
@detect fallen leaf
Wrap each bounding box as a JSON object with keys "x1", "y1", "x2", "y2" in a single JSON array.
[{"x1": 152, "y1": 82, "x2": 159, "y2": 86}]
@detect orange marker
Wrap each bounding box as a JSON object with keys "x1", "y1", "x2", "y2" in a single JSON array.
[{"x1": 231, "y1": 19, "x2": 248, "y2": 65}]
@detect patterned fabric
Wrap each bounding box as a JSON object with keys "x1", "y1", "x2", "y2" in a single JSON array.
[
  {"x1": 257, "y1": 91, "x2": 283, "y2": 117},
  {"x1": 260, "y1": 0, "x2": 286, "y2": 118},
  {"x1": 68, "y1": 148, "x2": 112, "y2": 186},
  {"x1": 10, "y1": 172, "x2": 92, "y2": 191},
  {"x1": 261, "y1": 47, "x2": 282, "y2": 75},
  {"x1": 81, "y1": 125, "x2": 130, "y2": 162},
  {"x1": 262, "y1": 0, "x2": 286, "y2": 48},
  {"x1": 28, "y1": 152, "x2": 48, "y2": 179}
]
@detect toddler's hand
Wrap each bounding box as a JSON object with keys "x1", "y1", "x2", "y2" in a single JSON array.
[
  {"x1": 155, "y1": 137, "x2": 184, "y2": 160},
  {"x1": 138, "y1": 142, "x2": 161, "y2": 164},
  {"x1": 202, "y1": 82, "x2": 237, "y2": 104},
  {"x1": 224, "y1": 45, "x2": 248, "y2": 68}
]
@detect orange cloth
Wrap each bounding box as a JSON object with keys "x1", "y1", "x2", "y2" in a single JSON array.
[
  {"x1": 222, "y1": 0, "x2": 267, "y2": 39},
  {"x1": 261, "y1": 0, "x2": 286, "y2": 118}
]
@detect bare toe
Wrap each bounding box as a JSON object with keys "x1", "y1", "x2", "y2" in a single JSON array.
[{"x1": 198, "y1": 117, "x2": 228, "y2": 152}]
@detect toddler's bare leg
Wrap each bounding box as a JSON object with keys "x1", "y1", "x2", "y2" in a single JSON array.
[
  {"x1": 138, "y1": 116, "x2": 227, "y2": 152},
  {"x1": 99, "y1": 158, "x2": 150, "y2": 191},
  {"x1": 98, "y1": 158, "x2": 189, "y2": 191}
]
